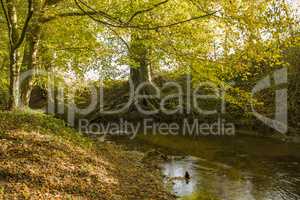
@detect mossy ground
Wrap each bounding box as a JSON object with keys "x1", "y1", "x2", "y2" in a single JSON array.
[{"x1": 0, "y1": 111, "x2": 175, "y2": 200}]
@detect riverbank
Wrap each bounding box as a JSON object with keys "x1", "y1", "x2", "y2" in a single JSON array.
[{"x1": 0, "y1": 111, "x2": 175, "y2": 200}]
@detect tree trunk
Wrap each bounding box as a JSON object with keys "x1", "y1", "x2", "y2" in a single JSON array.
[
  {"x1": 129, "y1": 36, "x2": 152, "y2": 87},
  {"x1": 20, "y1": 23, "x2": 41, "y2": 107},
  {"x1": 128, "y1": 34, "x2": 160, "y2": 113},
  {"x1": 7, "y1": 0, "x2": 21, "y2": 110},
  {"x1": 2, "y1": 0, "x2": 34, "y2": 110},
  {"x1": 8, "y1": 49, "x2": 21, "y2": 109},
  {"x1": 20, "y1": 0, "x2": 45, "y2": 107},
  {"x1": 130, "y1": 64, "x2": 152, "y2": 87}
]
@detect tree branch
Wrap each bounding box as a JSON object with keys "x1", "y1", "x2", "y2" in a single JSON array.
[
  {"x1": 0, "y1": 0, "x2": 13, "y2": 46},
  {"x1": 74, "y1": 0, "x2": 218, "y2": 30},
  {"x1": 74, "y1": 0, "x2": 117, "y2": 27},
  {"x1": 42, "y1": 0, "x2": 217, "y2": 31},
  {"x1": 148, "y1": 11, "x2": 218, "y2": 30},
  {"x1": 125, "y1": 0, "x2": 169, "y2": 24},
  {"x1": 55, "y1": 46, "x2": 95, "y2": 51},
  {"x1": 107, "y1": 27, "x2": 130, "y2": 51},
  {"x1": 0, "y1": 0, "x2": 10, "y2": 28},
  {"x1": 77, "y1": 0, "x2": 121, "y2": 23},
  {"x1": 40, "y1": 11, "x2": 98, "y2": 23},
  {"x1": 13, "y1": 0, "x2": 34, "y2": 49}
]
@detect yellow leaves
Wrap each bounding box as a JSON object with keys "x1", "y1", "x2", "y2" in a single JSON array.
[{"x1": 0, "y1": 111, "x2": 176, "y2": 199}]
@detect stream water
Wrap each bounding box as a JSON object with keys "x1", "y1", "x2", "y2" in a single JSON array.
[{"x1": 111, "y1": 134, "x2": 300, "y2": 200}]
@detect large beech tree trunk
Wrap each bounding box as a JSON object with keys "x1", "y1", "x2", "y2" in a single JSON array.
[
  {"x1": 130, "y1": 64, "x2": 152, "y2": 88},
  {"x1": 129, "y1": 35, "x2": 152, "y2": 88},
  {"x1": 128, "y1": 34, "x2": 160, "y2": 112}
]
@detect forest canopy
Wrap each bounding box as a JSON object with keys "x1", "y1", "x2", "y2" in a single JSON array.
[{"x1": 0, "y1": 0, "x2": 299, "y2": 133}]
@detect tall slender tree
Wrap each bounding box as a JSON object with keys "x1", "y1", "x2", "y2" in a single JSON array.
[{"x1": 0, "y1": 0, "x2": 33, "y2": 109}]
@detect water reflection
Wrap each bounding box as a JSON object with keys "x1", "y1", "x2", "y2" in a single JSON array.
[
  {"x1": 155, "y1": 136, "x2": 300, "y2": 200},
  {"x1": 162, "y1": 154, "x2": 300, "y2": 200},
  {"x1": 111, "y1": 134, "x2": 300, "y2": 200},
  {"x1": 162, "y1": 156, "x2": 198, "y2": 196},
  {"x1": 162, "y1": 155, "x2": 300, "y2": 200}
]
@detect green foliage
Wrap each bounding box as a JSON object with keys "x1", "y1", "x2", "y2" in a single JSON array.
[
  {"x1": 0, "y1": 110, "x2": 92, "y2": 148},
  {"x1": 0, "y1": 0, "x2": 299, "y2": 129}
]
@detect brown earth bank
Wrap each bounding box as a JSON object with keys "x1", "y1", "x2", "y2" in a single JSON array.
[{"x1": 0, "y1": 111, "x2": 175, "y2": 200}]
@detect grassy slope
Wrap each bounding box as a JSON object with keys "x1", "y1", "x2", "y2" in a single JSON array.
[{"x1": 0, "y1": 111, "x2": 174, "y2": 200}]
